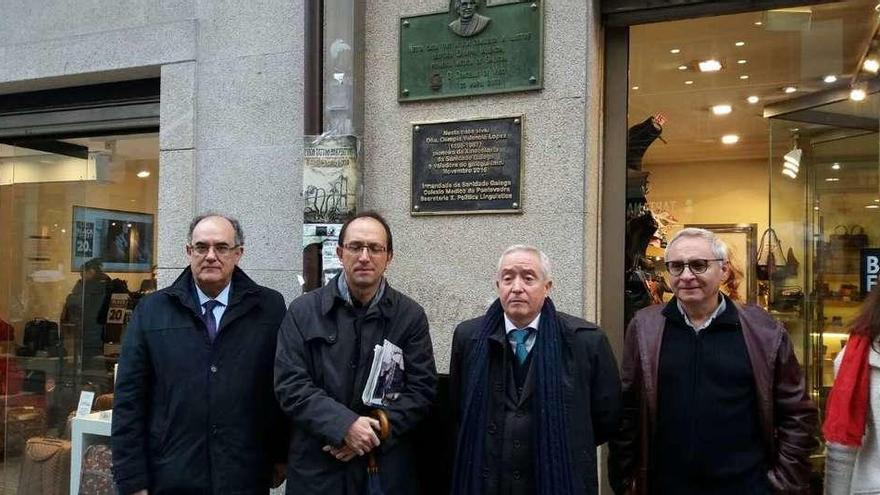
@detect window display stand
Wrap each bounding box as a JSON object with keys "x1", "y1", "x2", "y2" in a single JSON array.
[{"x1": 70, "y1": 410, "x2": 111, "y2": 495}]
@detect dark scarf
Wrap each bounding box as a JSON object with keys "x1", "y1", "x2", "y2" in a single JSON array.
[{"x1": 452, "y1": 298, "x2": 575, "y2": 495}]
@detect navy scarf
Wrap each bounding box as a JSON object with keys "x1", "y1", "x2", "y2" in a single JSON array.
[{"x1": 451, "y1": 298, "x2": 575, "y2": 495}]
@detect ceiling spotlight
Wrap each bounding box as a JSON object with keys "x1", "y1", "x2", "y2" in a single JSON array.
[
  {"x1": 684, "y1": 80, "x2": 694, "y2": 85},
  {"x1": 678, "y1": 65, "x2": 688, "y2": 71},
  {"x1": 875, "y1": 199, "x2": 880, "y2": 203},
  {"x1": 754, "y1": 21, "x2": 763, "y2": 26},
  {"x1": 866, "y1": 204, "x2": 880, "y2": 209},
  {"x1": 737, "y1": 59, "x2": 747, "y2": 64},
  {"x1": 632, "y1": 86, "x2": 640, "y2": 90},
  {"x1": 823, "y1": 74, "x2": 838, "y2": 84},
  {"x1": 784, "y1": 148, "x2": 802, "y2": 169},
  {"x1": 783, "y1": 86, "x2": 797, "y2": 94},
  {"x1": 747, "y1": 95, "x2": 760, "y2": 104},
  {"x1": 721, "y1": 134, "x2": 740, "y2": 144},
  {"x1": 831, "y1": 162, "x2": 841, "y2": 170},
  {"x1": 825, "y1": 177, "x2": 840, "y2": 182},
  {"x1": 711, "y1": 104, "x2": 732, "y2": 115},
  {"x1": 670, "y1": 48, "x2": 681, "y2": 54},
  {"x1": 851, "y1": 88, "x2": 867, "y2": 101},
  {"x1": 735, "y1": 41, "x2": 746, "y2": 47},
  {"x1": 782, "y1": 169, "x2": 798, "y2": 179},
  {"x1": 740, "y1": 75, "x2": 750, "y2": 80},
  {"x1": 813, "y1": 206, "x2": 820, "y2": 211},
  {"x1": 136, "y1": 170, "x2": 150, "y2": 178},
  {"x1": 698, "y1": 60, "x2": 723, "y2": 72},
  {"x1": 864, "y1": 58, "x2": 880, "y2": 73}
]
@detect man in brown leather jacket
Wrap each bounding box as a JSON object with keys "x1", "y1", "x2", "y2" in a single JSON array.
[{"x1": 609, "y1": 228, "x2": 818, "y2": 495}]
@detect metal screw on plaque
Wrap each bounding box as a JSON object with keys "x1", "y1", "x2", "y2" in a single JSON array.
[
  {"x1": 414, "y1": 205, "x2": 420, "y2": 211},
  {"x1": 529, "y1": 76, "x2": 537, "y2": 84},
  {"x1": 403, "y1": 20, "x2": 410, "y2": 27},
  {"x1": 514, "y1": 118, "x2": 520, "y2": 125},
  {"x1": 402, "y1": 89, "x2": 410, "y2": 96},
  {"x1": 414, "y1": 125, "x2": 420, "y2": 132},
  {"x1": 512, "y1": 202, "x2": 519, "y2": 208}
]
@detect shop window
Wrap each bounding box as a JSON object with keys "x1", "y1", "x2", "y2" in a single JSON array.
[{"x1": 0, "y1": 132, "x2": 158, "y2": 487}]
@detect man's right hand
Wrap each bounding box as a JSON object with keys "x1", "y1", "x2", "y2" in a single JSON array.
[{"x1": 343, "y1": 416, "x2": 381, "y2": 455}]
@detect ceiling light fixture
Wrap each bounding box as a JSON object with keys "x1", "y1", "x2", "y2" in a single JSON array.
[
  {"x1": 782, "y1": 169, "x2": 798, "y2": 179},
  {"x1": 632, "y1": 86, "x2": 639, "y2": 90},
  {"x1": 784, "y1": 86, "x2": 797, "y2": 94},
  {"x1": 678, "y1": 65, "x2": 688, "y2": 71},
  {"x1": 740, "y1": 75, "x2": 750, "y2": 80},
  {"x1": 831, "y1": 162, "x2": 841, "y2": 170},
  {"x1": 747, "y1": 95, "x2": 759, "y2": 104},
  {"x1": 864, "y1": 58, "x2": 880, "y2": 73},
  {"x1": 711, "y1": 104, "x2": 732, "y2": 115},
  {"x1": 866, "y1": 204, "x2": 880, "y2": 209},
  {"x1": 755, "y1": 21, "x2": 763, "y2": 26},
  {"x1": 825, "y1": 177, "x2": 840, "y2": 182},
  {"x1": 136, "y1": 170, "x2": 150, "y2": 178},
  {"x1": 823, "y1": 74, "x2": 838, "y2": 83},
  {"x1": 684, "y1": 80, "x2": 694, "y2": 85},
  {"x1": 698, "y1": 60, "x2": 723, "y2": 72},
  {"x1": 737, "y1": 59, "x2": 747, "y2": 64},
  {"x1": 851, "y1": 87, "x2": 867, "y2": 101},
  {"x1": 735, "y1": 41, "x2": 746, "y2": 47},
  {"x1": 721, "y1": 134, "x2": 740, "y2": 144},
  {"x1": 670, "y1": 48, "x2": 681, "y2": 54}
]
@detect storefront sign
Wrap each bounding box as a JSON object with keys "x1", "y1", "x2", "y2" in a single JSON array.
[
  {"x1": 399, "y1": 0, "x2": 543, "y2": 101},
  {"x1": 303, "y1": 135, "x2": 359, "y2": 224},
  {"x1": 862, "y1": 248, "x2": 880, "y2": 296},
  {"x1": 411, "y1": 115, "x2": 522, "y2": 215}
]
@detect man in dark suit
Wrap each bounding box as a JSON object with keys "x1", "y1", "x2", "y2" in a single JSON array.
[
  {"x1": 112, "y1": 213, "x2": 288, "y2": 494},
  {"x1": 450, "y1": 245, "x2": 621, "y2": 495}
]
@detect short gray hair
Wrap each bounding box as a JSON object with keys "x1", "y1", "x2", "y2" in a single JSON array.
[
  {"x1": 496, "y1": 244, "x2": 552, "y2": 281},
  {"x1": 665, "y1": 228, "x2": 728, "y2": 261},
  {"x1": 187, "y1": 212, "x2": 245, "y2": 246}
]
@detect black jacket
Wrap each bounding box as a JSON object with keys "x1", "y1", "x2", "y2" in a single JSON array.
[
  {"x1": 112, "y1": 267, "x2": 288, "y2": 495},
  {"x1": 449, "y1": 311, "x2": 622, "y2": 495},
  {"x1": 274, "y1": 275, "x2": 437, "y2": 494}
]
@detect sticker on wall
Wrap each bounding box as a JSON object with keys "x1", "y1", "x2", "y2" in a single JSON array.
[{"x1": 303, "y1": 135, "x2": 360, "y2": 224}]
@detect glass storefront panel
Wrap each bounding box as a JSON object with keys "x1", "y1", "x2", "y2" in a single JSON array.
[
  {"x1": 0, "y1": 133, "x2": 157, "y2": 492},
  {"x1": 626, "y1": 0, "x2": 878, "y2": 485}
]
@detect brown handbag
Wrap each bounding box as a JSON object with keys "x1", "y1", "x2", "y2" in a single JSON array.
[
  {"x1": 17, "y1": 437, "x2": 71, "y2": 495},
  {"x1": 1, "y1": 406, "x2": 47, "y2": 456},
  {"x1": 79, "y1": 443, "x2": 114, "y2": 495}
]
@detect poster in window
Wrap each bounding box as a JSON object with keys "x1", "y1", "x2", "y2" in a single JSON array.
[{"x1": 71, "y1": 206, "x2": 154, "y2": 273}]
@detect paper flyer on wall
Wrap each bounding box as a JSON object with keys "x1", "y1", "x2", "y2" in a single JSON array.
[{"x1": 361, "y1": 339, "x2": 405, "y2": 407}]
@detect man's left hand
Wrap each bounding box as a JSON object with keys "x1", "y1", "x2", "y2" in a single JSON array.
[
  {"x1": 272, "y1": 463, "x2": 286, "y2": 488},
  {"x1": 323, "y1": 444, "x2": 358, "y2": 462}
]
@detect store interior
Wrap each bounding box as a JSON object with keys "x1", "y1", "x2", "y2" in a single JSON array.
[
  {"x1": 0, "y1": 133, "x2": 158, "y2": 490},
  {"x1": 625, "y1": 0, "x2": 880, "y2": 476}
]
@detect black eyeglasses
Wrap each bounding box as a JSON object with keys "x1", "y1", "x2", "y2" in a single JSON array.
[
  {"x1": 189, "y1": 243, "x2": 239, "y2": 256},
  {"x1": 665, "y1": 258, "x2": 725, "y2": 276},
  {"x1": 342, "y1": 242, "x2": 388, "y2": 256}
]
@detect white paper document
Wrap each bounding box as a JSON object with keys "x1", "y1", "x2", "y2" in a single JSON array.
[{"x1": 361, "y1": 339, "x2": 405, "y2": 407}]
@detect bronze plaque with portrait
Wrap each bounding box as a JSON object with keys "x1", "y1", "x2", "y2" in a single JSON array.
[
  {"x1": 399, "y1": 0, "x2": 543, "y2": 102},
  {"x1": 411, "y1": 116, "x2": 523, "y2": 215}
]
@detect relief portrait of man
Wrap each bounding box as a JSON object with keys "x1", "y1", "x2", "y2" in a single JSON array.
[{"x1": 449, "y1": 0, "x2": 490, "y2": 37}]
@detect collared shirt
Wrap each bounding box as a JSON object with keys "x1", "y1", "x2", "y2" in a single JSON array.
[
  {"x1": 504, "y1": 313, "x2": 541, "y2": 355},
  {"x1": 677, "y1": 295, "x2": 726, "y2": 333},
  {"x1": 336, "y1": 272, "x2": 386, "y2": 309},
  {"x1": 195, "y1": 281, "x2": 231, "y2": 328}
]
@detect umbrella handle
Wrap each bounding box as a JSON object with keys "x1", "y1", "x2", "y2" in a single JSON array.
[
  {"x1": 367, "y1": 409, "x2": 390, "y2": 474},
  {"x1": 370, "y1": 409, "x2": 391, "y2": 441}
]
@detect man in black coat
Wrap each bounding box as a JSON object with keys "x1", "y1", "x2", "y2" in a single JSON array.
[
  {"x1": 112, "y1": 214, "x2": 288, "y2": 494},
  {"x1": 450, "y1": 245, "x2": 621, "y2": 495},
  {"x1": 275, "y1": 211, "x2": 437, "y2": 494}
]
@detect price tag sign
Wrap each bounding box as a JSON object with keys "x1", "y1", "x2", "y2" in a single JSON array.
[
  {"x1": 106, "y1": 293, "x2": 131, "y2": 324},
  {"x1": 77, "y1": 391, "x2": 95, "y2": 417}
]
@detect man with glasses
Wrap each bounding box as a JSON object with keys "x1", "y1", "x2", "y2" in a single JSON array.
[
  {"x1": 609, "y1": 228, "x2": 817, "y2": 495},
  {"x1": 275, "y1": 211, "x2": 437, "y2": 494},
  {"x1": 112, "y1": 213, "x2": 288, "y2": 494}
]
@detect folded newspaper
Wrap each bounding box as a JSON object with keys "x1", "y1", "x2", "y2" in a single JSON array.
[{"x1": 362, "y1": 339, "x2": 405, "y2": 407}]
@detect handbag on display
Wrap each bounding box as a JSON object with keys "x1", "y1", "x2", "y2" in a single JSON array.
[
  {"x1": 756, "y1": 228, "x2": 788, "y2": 281},
  {"x1": 1, "y1": 406, "x2": 47, "y2": 456},
  {"x1": 79, "y1": 443, "x2": 114, "y2": 495},
  {"x1": 17, "y1": 437, "x2": 71, "y2": 495}
]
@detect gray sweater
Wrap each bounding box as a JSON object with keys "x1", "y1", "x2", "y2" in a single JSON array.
[{"x1": 825, "y1": 340, "x2": 880, "y2": 495}]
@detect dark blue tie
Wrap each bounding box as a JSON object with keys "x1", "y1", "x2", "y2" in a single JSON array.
[
  {"x1": 202, "y1": 300, "x2": 221, "y2": 342},
  {"x1": 510, "y1": 328, "x2": 533, "y2": 364}
]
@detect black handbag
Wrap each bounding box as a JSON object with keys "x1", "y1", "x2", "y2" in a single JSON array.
[{"x1": 756, "y1": 228, "x2": 788, "y2": 281}]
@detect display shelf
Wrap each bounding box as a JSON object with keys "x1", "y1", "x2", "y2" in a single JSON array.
[{"x1": 70, "y1": 410, "x2": 111, "y2": 495}]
